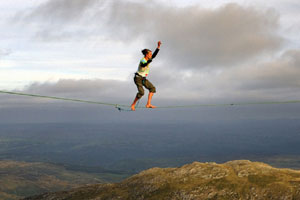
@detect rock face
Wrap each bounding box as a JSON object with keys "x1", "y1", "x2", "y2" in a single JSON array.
[{"x1": 24, "y1": 160, "x2": 300, "y2": 200}]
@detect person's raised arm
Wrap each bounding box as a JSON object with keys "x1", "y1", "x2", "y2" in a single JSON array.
[{"x1": 152, "y1": 41, "x2": 161, "y2": 59}]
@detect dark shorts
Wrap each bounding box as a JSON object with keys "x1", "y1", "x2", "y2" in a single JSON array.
[{"x1": 134, "y1": 74, "x2": 156, "y2": 99}]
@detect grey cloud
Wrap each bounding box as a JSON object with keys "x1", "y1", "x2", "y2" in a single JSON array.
[
  {"x1": 106, "y1": 2, "x2": 283, "y2": 68},
  {"x1": 181, "y1": 49, "x2": 300, "y2": 102},
  {"x1": 230, "y1": 49, "x2": 300, "y2": 91},
  {"x1": 34, "y1": 29, "x2": 84, "y2": 42},
  {"x1": 0, "y1": 75, "x2": 200, "y2": 110},
  {"x1": 146, "y1": 49, "x2": 300, "y2": 104},
  {"x1": 14, "y1": 1, "x2": 283, "y2": 68},
  {"x1": 6, "y1": 0, "x2": 298, "y2": 106},
  {"x1": 23, "y1": 78, "x2": 133, "y2": 101},
  {"x1": 2, "y1": 50, "x2": 299, "y2": 110},
  {"x1": 20, "y1": 0, "x2": 103, "y2": 25},
  {"x1": 12, "y1": 0, "x2": 111, "y2": 44},
  {"x1": 0, "y1": 79, "x2": 127, "y2": 108}
]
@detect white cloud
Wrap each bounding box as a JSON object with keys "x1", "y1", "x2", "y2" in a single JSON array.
[{"x1": 0, "y1": 49, "x2": 11, "y2": 58}]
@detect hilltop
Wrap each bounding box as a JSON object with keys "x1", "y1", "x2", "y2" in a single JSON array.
[{"x1": 24, "y1": 160, "x2": 300, "y2": 200}]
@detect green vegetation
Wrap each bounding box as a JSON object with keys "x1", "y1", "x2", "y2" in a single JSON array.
[
  {"x1": 0, "y1": 160, "x2": 130, "y2": 200},
  {"x1": 24, "y1": 160, "x2": 300, "y2": 200},
  {"x1": 247, "y1": 174, "x2": 277, "y2": 187}
]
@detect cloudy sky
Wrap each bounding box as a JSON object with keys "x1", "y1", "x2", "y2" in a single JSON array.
[{"x1": 0, "y1": 0, "x2": 300, "y2": 123}]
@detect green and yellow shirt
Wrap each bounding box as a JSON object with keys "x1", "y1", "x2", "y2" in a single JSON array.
[{"x1": 136, "y1": 48, "x2": 159, "y2": 77}]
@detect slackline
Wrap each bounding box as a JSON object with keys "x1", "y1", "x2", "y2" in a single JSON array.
[{"x1": 1, "y1": 90, "x2": 300, "y2": 111}]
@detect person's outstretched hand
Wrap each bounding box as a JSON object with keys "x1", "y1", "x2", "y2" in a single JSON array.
[{"x1": 158, "y1": 41, "x2": 162, "y2": 49}]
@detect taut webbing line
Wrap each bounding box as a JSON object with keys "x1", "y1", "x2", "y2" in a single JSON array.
[
  {"x1": 156, "y1": 100, "x2": 300, "y2": 109},
  {"x1": 0, "y1": 90, "x2": 129, "y2": 108},
  {"x1": 1, "y1": 90, "x2": 300, "y2": 110}
]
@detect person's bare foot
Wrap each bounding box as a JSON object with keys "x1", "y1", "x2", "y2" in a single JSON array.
[
  {"x1": 146, "y1": 104, "x2": 157, "y2": 108},
  {"x1": 131, "y1": 105, "x2": 136, "y2": 111}
]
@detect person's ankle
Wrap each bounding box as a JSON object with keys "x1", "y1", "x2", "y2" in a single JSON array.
[{"x1": 131, "y1": 104, "x2": 136, "y2": 111}]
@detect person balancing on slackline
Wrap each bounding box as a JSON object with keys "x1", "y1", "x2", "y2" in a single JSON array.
[{"x1": 131, "y1": 41, "x2": 162, "y2": 111}]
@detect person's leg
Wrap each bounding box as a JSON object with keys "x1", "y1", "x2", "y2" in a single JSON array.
[
  {"x1": 146, "y1": 92, "x2": 156, "y2": 108},
  {"x1": 131, "y1": 76, "x2": 144, "y2": 111},
  {"x1": 144, "y1": 79, "x2": 156, "y2": 108},
  {"x1": 131, "y1": 97, "x2": 139, "y2": 111}
]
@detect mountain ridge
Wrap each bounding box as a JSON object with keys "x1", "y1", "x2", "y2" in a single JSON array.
[{"x1": 24, "y1": 160, "x2": 300, "y2": 200}]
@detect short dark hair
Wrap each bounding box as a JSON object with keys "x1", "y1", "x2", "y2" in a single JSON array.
[{"x1": 141, "y1": 49, "x2": 151, "y2": 56}]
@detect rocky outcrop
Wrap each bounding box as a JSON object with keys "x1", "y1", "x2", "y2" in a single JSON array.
[{"x1": 24, "y1": 160, "x2": 300, "y2": 200}]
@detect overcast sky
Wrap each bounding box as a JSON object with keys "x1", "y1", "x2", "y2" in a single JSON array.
[{"x1": 0, "y1": 0, "x2": 300, "y2": 123}]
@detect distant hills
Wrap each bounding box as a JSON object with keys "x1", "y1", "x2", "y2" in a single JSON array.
[
  {"x1": 24, "y1": 160, "x2": 300, "y2": 200},
  {"x1": 0, "y1": 160, "x2": 127, "y2": 200}
]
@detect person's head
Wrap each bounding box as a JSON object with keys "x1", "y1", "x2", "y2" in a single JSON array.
[{"x1": 141, "y1": 49, "x2": 152, "y2": 59}]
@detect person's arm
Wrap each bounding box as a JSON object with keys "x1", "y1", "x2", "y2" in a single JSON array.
[
  {"x1": 140, "y1": 59, "x2": 151, "y2": 67},
  {"x1": 140, "y1": 41, "x2": 162, "y2": 67},
  {"x1": 151, "y1": 48, "x2": 159, "y2": 59},
  {"x1": 152, "y1": 41, "x2": 161, "y2": 59}
]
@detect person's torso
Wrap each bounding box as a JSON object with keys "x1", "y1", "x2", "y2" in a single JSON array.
[{"x1": 137, "y1": 58, "x2": 150, "y2": 77}]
